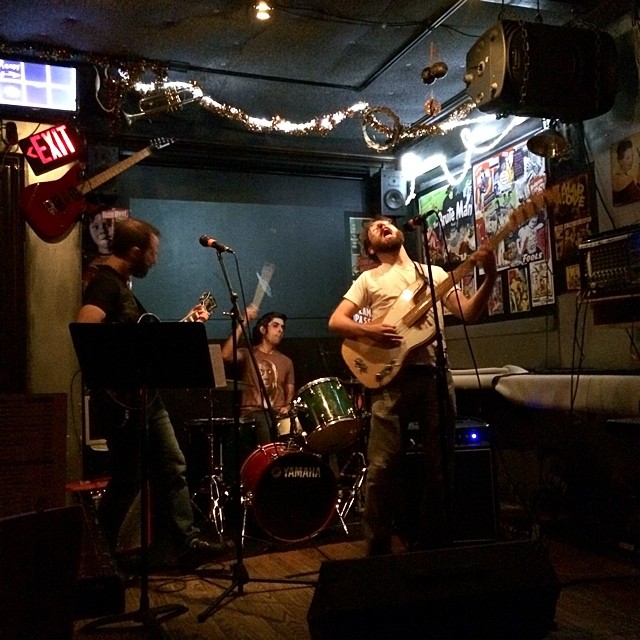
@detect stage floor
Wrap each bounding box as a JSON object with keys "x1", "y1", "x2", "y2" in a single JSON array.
[{"x1": 71, "y1": 514, "x2": 640, "y2": 640}]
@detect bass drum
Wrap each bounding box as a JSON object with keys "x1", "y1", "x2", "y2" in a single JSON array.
[
  {"x1": 294, "y1": 377, "x2": 361, "y2": 454},
  {"x1": 240, "y1": 443, "x2": 337, "y2": 542}
]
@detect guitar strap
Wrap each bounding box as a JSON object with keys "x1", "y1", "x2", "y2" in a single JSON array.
[{"x1": 413, "y1": 261, "x2": 429, "y2": 285}]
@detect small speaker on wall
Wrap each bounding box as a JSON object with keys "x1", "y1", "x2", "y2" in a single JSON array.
[{"x1": 369, "y1": 170, "x2": 407, "y2": 217}]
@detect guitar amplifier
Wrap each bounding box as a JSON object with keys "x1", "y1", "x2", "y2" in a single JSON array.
[{"x1": 579, "y1": 224, "x2": 640, "y2": 301}]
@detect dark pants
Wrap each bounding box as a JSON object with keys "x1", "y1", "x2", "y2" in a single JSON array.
[
  {"x1": 91, "y1": 391, "x2": 199, "y2": 553},
  {"x1": 364, "y1": 366, "x2": 456, "y2": 551}
]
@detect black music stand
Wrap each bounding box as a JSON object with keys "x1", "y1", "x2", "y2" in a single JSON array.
[{"x1": 69, "y1": 322, "x2": 214, "y2": 639}]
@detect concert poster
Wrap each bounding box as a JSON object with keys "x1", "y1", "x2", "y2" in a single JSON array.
[
  {"x1": 472, "y1": 141, "x2": 555, "y2": 317},
  {"x1": 416, "y1": 171, "x2": 477, "y2": 300},
  {"x1": 547, "y1": 170, "x2": 596, "y2": 292}
]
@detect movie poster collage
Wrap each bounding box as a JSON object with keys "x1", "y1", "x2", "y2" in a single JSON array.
[{"x1": 417, "y1": 141, "x2": 555, "y2": 319}]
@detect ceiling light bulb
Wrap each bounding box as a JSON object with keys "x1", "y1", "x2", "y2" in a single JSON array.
[{"x1": 255, "y1": 1, "x2": 272, "y2": 20}]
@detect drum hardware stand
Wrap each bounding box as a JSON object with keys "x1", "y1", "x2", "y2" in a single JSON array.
[
  {"x1": 70, "y1": 322, "x2": 214, "y2": 639},
  {"x1": 190, "y1": 419, "x2": 229, "y2": 541},
  {"x1": 336, "y1": 450, "x2": 367, "y2": 535},
  {"x1": 197, "y1": 246, "x2": 317, "y2": 625}
]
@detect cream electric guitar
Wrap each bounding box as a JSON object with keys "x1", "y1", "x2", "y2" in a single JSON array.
[{"x1": 341, "y1": 187, "x2": 559, "y2": 389}]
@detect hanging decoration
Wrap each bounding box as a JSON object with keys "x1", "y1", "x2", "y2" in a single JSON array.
[
  {"x1": 421, "y1": 42, "x2": 448, "y2": 118},
  {"x1": 0, "y1": 40, "x2": 477, "y2": 152}
]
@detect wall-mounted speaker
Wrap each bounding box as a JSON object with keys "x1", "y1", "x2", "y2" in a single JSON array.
[
  {"x1": 464, "y1": 20, "x2": 618, "y2": 121},
  {"x1": 308, "y1": 540, "x2": 560, "y2": 640},
  {"x1": 369, "y1": 170, "x2": 407, "y2": 216}
]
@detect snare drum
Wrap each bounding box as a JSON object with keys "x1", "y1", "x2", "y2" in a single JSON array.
[
  {"x1": 293, "y1": 377, "x2": 361, "y2": 454},
  {"x1": 275, "y1": 411, "x2": 300, "y2": 439},
  {"x1": 241, "y1": 442, "x2": 337, "y2": 542}
]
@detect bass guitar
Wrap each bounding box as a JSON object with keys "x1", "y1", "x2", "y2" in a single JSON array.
[
  {"x1": 341, "y1": 187, "x2": 559, "y2": 389},
  {"x1": 20, "y1": 137, "x2": 174, "y2": 242}
]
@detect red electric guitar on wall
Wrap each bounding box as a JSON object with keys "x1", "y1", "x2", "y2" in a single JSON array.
[{"x1": 19, "y1": 137, "x2": 174, "y2": 242}]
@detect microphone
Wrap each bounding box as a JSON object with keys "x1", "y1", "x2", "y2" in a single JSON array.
[
  {"x1": 199, "y1": 235, "x2": 234, "y2": 253},
  {"x1": 403, "y1": 210, "x2": 439, "y2": 231}
]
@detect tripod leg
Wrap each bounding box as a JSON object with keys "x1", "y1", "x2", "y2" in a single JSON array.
[
  {"x1": 196, "y1": 559, "x2": 250, "y2": 622},
  {"x1": 82, "y1": 603, "x2": 188, "y2": 639}
]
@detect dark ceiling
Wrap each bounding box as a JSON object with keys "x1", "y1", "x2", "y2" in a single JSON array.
[{"x1": 0, "y1": 0, "x2": 632, "y2": 171}]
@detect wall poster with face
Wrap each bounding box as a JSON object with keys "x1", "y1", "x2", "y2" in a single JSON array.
[
  {"x1": 611, "y1": 133, "x2": 640, "y2": 207},
  {"x1": 81, "y1": 206, "x2": 130, "y2": 290}
]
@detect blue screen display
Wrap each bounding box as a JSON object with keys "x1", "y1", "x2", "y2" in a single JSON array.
[{"x1": 0, "y1": 58, "x2": 76, "y2": 111}]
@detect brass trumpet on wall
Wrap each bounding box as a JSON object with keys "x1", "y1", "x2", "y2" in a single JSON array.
[{"x1": 123, "y1": 82, "x2": 204, "y2": 125}]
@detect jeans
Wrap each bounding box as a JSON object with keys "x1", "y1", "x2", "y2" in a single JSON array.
[
  {"x1": 91, "y1": 390, "x2": 199, "y2": 553},
  {"x1": 364, "y1": 366, "x2": 456, "y2": 550}
]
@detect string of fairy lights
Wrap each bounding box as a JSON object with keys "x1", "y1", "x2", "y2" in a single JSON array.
[
  {"x1": 130, "y1": 80, "x2": 478, "y2": 153},
  {"x1": 0, "y1": 40, "x2": 481, "y2": 154}
]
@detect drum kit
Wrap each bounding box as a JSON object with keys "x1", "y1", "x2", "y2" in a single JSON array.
[{"x1": 185, "y1": 376, "x2": 369, "y2": 544}]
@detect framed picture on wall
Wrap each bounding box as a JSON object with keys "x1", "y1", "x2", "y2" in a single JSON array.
[
  {"x1": 611, "y1": 133, "x2": 640, "y2": 206},
  {"x1": 346, "y1": 213, "x2": 376, "y2": 280},
  {"x1": 345, "y1": 213, "x2": 375, "y2": 324}
]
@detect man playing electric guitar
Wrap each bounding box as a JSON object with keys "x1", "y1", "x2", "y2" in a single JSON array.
[
  {"x1": 328, "y1": 216, "x2": 496, "y2": 557},
  {"x1": 76, "y1": 217, "x2": 230, "y2": 570}
]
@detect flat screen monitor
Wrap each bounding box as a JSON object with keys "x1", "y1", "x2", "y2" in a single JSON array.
[{"x1": 0, "y1": 58, "x2": 77, "y2": 113}]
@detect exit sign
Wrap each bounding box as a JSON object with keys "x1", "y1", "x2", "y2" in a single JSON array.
[{"x1": 19, "y1": 123, "x2": 83, "y2": 175}]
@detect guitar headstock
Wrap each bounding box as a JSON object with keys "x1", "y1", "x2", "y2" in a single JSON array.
[
  {"x1": 507, "y1": 185, "x2": 560, "y2": 231},
  {"x1": 151, "y1": 137, "x2": 175, "y2": 150},
  {"x1": 199, "y1": 291, "x2": 217, "y2": 313}
]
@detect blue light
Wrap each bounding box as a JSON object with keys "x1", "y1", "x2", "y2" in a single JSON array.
[{"x1": 471, "y1": 432, "x2": 478, "y2": 440}]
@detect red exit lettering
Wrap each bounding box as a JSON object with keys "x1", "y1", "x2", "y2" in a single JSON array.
[{"x1": 27, "y1": 124, "x2": 77, "y2": 164}]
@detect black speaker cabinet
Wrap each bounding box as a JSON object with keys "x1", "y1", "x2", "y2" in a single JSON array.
[
  {"x1": 451, "y1": 446, "x2": 498, "y2": 543},
  {"x1": 0, "y1": 506, "x2": 83, "y2": 640},
  {"x1": 370, "y1": 170, "x2": 407, "y2": 216},
  {"x1": 307, "y1": 540, "x2": 560, "y2": 640},
  {"x1": 403, "y1": 423, "x2": 499, "y2": 544},
  {"x1": 464, "y1": 20, "x2": 618, "y2": 121}
]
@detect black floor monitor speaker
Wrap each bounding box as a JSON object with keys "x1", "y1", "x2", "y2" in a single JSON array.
[{"x1": 307, "y1": 540, "x2": 560, "y2": 640}]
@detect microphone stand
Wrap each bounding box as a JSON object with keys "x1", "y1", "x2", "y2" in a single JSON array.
[
  {"x1": 197, "y1": 247, "x2": 316, "y2": 625},
  {"x1": 419, "y1": 229, "x2": 456, "y2": 545}
]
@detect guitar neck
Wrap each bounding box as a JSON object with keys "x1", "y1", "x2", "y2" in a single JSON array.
[{"x1": 77, "y1": 146, "x2": 154, "y2": 196}]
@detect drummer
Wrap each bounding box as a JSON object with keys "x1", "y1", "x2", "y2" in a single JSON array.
[{"x1": 221, "y1": 305, "x2": 296, "y2": 445}]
